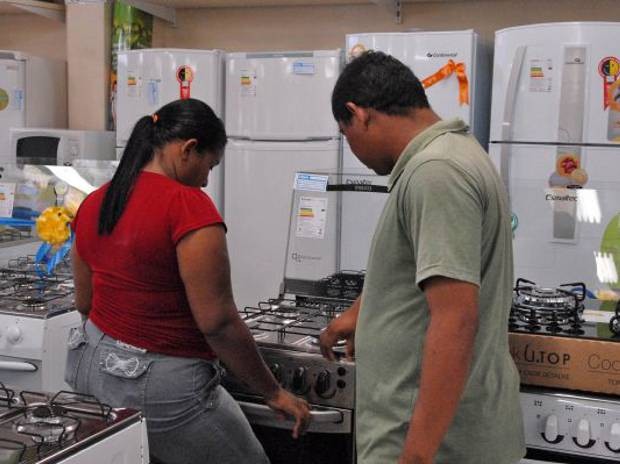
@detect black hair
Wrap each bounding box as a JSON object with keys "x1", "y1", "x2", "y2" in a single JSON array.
[
  {"x1": 99, "y1": 98, "x2": 227, "y2": 235},
  {"x1": 331, "y1": 50, "x2": 430, "y2": 125}
]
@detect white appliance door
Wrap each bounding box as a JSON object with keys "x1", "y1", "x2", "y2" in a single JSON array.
[
  {"x1": 116, "y1": 49, "x2": 223, "y2": 148},
  {"x1": 339, "y1": 178, "x2": 388, "y2": 272},
  {"x1": 225, "y1": 51, "x2": 341, "y2": 139},
  {"x1": 490, "y1": 142, "x2": 620, "y2": 295},
  {"x1": 345, "y1": 31, "x2": 479, "y2": 131},
  {"x1": 490, "y1": 22, "x2": 620, "y2": 145},
  {"x1": 0, "y1": 59, "x2": 25, "y2": 161},
  {"x1": 116, "y1": 49, "x2": 224, "y2": 210},
  {"x1": 224, "y1": 139, "x2": 339, "y2": 310}
]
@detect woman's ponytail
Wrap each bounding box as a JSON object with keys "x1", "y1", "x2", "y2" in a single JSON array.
[{"x1": 98, "y1": 99, "x2": 226, "y2": 235}]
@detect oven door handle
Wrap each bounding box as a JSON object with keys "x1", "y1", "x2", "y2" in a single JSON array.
[
  {"x1": 238, "y1": 401, "x2": 343, "y2": 424},
  {"x1": 0, "y1": 361, "x2": 38, "y2": 372}
]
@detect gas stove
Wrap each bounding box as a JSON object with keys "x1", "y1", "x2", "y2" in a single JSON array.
[
  {"x1": 223, "y1": 272, "x2": 362, "y2": 464},
  {"x1": 0, "y1": 383, "x2": 147, "y2": 464},
  {"x1": 0, "y1": 253, "x2": 80, "y2": 392}
]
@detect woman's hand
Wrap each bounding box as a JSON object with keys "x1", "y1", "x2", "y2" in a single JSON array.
[{"x1": 265, "y1": 388, "x2": 312, "y2": 439}]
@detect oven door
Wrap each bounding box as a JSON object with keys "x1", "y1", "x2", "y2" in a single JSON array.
[{"x1": 238, "y1": 400, "x2": 355, "y2": 464}]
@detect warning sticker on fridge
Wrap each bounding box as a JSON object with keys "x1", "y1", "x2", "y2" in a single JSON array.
[
  {"x1": 293, "y1": 62, "x2": 315, "y2": 75},
  {"x1": 240, "y1": 69, "x2": 257, "y2": 97},
  {"x1": 0, "y1": 183, "x2": 16, "y2": 218},
  {"x1": 176, "y1": 65, "x2": 194, "y2": 100},
  {"x1": 295, "y1": 196, "x2": 328, "y2": 240},
  {"x1": 126, "y1": 71, "x2": 140, "y2": 98},
  {"x1": 529, "y1": 59, "x2": 553, "y2": 92},
  {"x1": 0, "y1": 89, "x2": 8, "y2": 111},
  {"x1": 598, "y1": 56, "x2": 620, "y2": 109},
  {"x1": 294, "y1": 173, "x2": 328, "y2": 192}
]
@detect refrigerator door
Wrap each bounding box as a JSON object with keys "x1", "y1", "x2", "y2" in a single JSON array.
[
  {"x1": 345, "y1": 30, "x2": 489, "y2": 146},
  {"x1": 489, "y1": 142, "x2": 620, "y2": 296},
  {"x1": 339, "y1": 174, "x2": 389, "y2": 272},
  {"x1": 490, "y1": 22, "x2": 620, "y2": 145},
  {"x1": 225, "y1": 51, "x2": 341, "y2": 140},
  {"x1": 116, "y1": 49, "x2": 224, "y2": 210},
  {"x1": 0, "y1": 58, "x2": 25, "y2": 161},
  {"x1": 224, "y1": 139, "x2": 340, "y2": 310},
  {"x1": 116, "y1": 49, "x2": 224, "y2": 146}
]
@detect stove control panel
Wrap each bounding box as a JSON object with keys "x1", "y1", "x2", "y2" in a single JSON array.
[
  {"x1": 521, "y1": 387, "x2": 620, "y2": 459},
  {"x1": 0, "y1": 315, "x2": 45, "y2": 358},
  {"x1": 223, "y1": 347, "x2": 355, "y2": 409}
]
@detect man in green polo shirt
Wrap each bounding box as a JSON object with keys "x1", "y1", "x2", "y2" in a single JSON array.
[{"x1": 320, "y1": 51, "x2": 525, "y2": 464}]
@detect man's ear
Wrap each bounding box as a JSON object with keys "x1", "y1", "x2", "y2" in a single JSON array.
[
  {"x1": 179, "y1": 139, "x2": 198, "y2": 160},
  {"x1": 345, "y1": 102, "x2": 370, "y2": 129}
]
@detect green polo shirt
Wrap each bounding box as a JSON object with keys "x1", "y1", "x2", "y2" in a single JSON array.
[{"x1": 355, "y1": 118, "x2": 525, "y2": 463}]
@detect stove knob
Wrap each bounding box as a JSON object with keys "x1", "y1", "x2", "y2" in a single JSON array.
[
  {"x1": 314, "y1": 370, "x2": 335, "y2": 399},
  {"x1": 269, "y1": 363, "x2": 282, "y2": 383},
  {"x1": 6, "y1": 326, "x2": 22, "y2": 344},
  {"x1": 541, "y1": 414, "x2": 563, "y2": 444},
  {"x1": 572, "y1": 418, "x2": 596, "y2": 448},
  {"x1": 291, "y1": 367, "x2": 308, "y2": 394},
  {"x1": 605, "y1": 422, "x2": 620, "y2": 453}
]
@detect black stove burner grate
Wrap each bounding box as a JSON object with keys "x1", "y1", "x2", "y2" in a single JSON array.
[
  {"x1": 241, "y1": 296, "x2": 351, "y2": 341},
  {"x1": 510, "y1": 278, "x2": 586, "y2": 335}
]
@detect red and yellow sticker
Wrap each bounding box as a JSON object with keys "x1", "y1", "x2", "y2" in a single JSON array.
[
  {"x1": 0, "y1": 88, "x2": 8, "y2": 111},
  {"x1": 598, "y1": 56, "x2": 620, "y2": 110},
  {"x1": 176, "y1": 65, "x2": 194, "y2": 100}
]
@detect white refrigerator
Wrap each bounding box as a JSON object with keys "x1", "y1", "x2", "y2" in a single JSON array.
[
  {"x1": 489, "y1": 22, "x2": 620, "y2": 299},
  {"x1": 0, "y1": 51, "x2": 67, "y2": 164},
  {"x1": 116, "y1": 49, "x2": 225, "y2": 211},
  {"x1": 225, "y1": 50, "x2": 341, "y2": 310},
  {"x1": 343, "y1": 30, "x2": 490, "y2": 171},
  {"x1": 338, "y1": 31, "x2": 490, "y2": 271}
]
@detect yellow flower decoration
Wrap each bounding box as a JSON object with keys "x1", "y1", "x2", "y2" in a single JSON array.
[{"x1": 36, "y1": 206, "x2": 73, "y2": 247}]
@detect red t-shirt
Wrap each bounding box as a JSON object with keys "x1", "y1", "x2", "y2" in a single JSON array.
[{"x1": 73, "y1": 171, "x2": 224, "y2": 360}]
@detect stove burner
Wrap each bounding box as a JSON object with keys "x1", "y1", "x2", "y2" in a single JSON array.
[
  {"x1": 14, "y1": 404, "x2": 79, "y2": 444},
  {"x1": 511, "y1": 278, "x2": 585, "y2": 334},
  {"x1": 31, "y1": 405, "x2": 66, "y2": 418},
  {"x1": 320, "y1": 271, "x2": 365, "y2": 300},
  {"x1": 16, "y1": 300, "x2": 49, "y2": 312}
]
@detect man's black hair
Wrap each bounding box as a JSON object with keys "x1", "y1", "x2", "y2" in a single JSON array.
[{"x1": 331, "y1": 50, "x2": 430, "y2": 125}]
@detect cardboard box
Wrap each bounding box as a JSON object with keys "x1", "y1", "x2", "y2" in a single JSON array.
[{"x1": 508, "y1": 331, "x2": 620, "y2": 396}]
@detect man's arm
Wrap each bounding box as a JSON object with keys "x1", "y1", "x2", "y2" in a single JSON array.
[{"x1": 399, "y1": 277, "x2": 479, "y2": 464}]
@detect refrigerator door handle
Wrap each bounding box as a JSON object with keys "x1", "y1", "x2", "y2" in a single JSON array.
[{"x1": 499, "y1": 45, "x2": 527, "y2": 202}]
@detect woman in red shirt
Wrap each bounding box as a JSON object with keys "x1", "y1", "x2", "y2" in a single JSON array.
[{"x1": 66, "y1": 99, "x2": 310, "y2": 464}]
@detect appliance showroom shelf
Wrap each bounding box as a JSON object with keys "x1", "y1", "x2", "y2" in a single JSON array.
[{"x1": 0, "y1": 0, "x2": 64, "y2": 22}]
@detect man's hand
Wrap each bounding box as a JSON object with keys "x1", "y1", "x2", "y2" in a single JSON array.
[
  {"x1": 265, "y1": 388, "x2": 312, "y2": 439},
  {"x1": 319, "y1": 298, "x2": 361, "y2": 361}
]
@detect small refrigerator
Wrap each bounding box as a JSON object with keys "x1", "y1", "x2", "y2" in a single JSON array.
[
  {"x1": 224, "y1": 50, "x2": 342, "y2": 311},
  {"x1": 115, "y1": 48, "x2": 225, "y2": 210},
  {"x1": 489, "y1": 22, "x2": 620, "y2": 300},
  {"x1": 0, "y1": 51, "x2": 67, "y2": 165}
]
